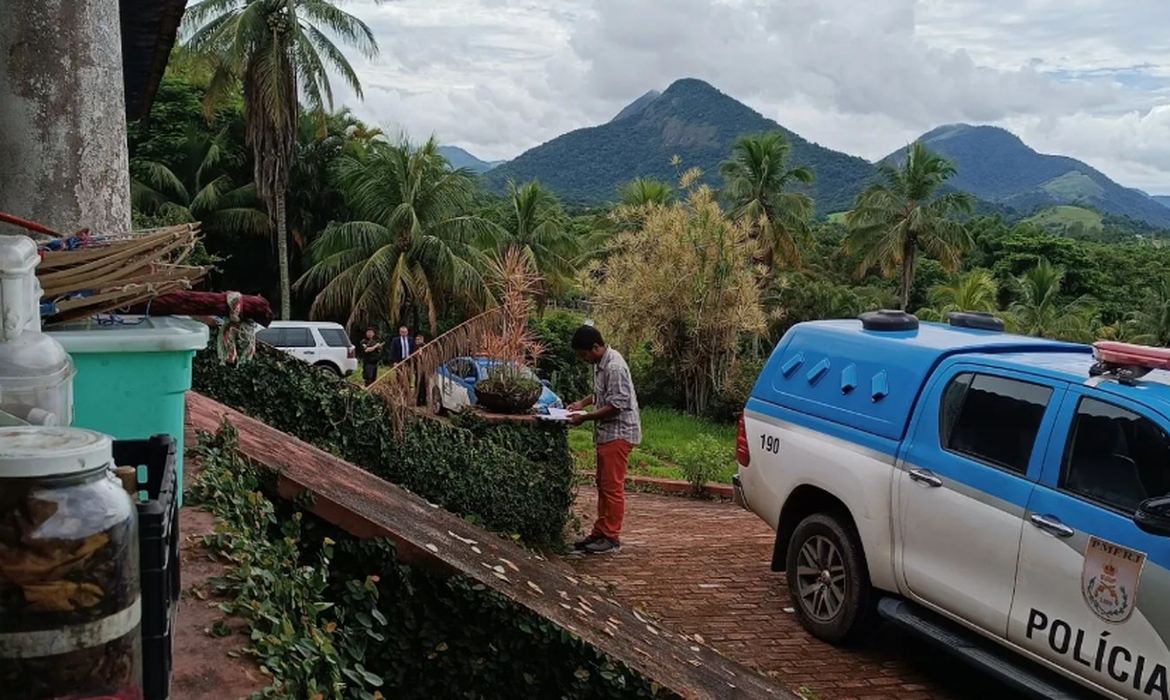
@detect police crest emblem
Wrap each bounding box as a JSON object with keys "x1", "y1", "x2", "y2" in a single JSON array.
[{"x1": 1082, "y1": 536, "x2": 1146, "y2": 624}]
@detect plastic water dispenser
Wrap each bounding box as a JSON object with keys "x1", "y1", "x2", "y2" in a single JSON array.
[{"x1": 0, "y1": 236, "x2": 73, "y2": 426}]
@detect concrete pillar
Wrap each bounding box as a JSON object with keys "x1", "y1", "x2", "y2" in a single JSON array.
[{"x1": 0, "y1": 0, "x2": 131, "y2": 235}]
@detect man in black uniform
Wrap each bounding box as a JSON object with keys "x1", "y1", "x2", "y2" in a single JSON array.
[{"x1": 359, "y1": 328, "x2": 383, "y2": 387}]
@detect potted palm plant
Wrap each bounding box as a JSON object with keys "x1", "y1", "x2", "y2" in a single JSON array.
[{"x1": 474, "y1": 250, "x2": 547, "y2": 415}]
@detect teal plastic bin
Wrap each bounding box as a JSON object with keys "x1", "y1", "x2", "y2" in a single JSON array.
[{"x1": 47, "y1": 317, "x2": 210, "y2": 504}]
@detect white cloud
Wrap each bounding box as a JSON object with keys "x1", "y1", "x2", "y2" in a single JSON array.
[{"x1": 327, "y1": 0, "x2": 1170, "y2": 193}]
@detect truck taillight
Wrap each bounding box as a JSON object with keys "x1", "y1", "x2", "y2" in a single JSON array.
[
  {"x1": 736, "y1": 411, "x2": 750, "y2": 467},
  {"x1": 347, "y1": 346, "x2": 356, "y2": 359}
]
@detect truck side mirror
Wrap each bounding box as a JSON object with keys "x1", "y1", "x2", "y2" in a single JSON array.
[{"x1": 1134, "y1": 496, "x2": 1170, "y2": 537}]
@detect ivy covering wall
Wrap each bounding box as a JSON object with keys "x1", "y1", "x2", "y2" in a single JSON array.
[{"x1": 193, "y1": 347, "x2": 574, "y2": 548}]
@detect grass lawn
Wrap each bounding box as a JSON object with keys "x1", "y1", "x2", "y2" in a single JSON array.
[
  {"x1": 1024, "y1": 205, "x2": 1103, "y2": 231},
  {"x1": 568, "y1": 406, "x2": 737, "y2": 484},
  {"x1": 347, "y1": 365, "x2": 392, "y2": 385}
]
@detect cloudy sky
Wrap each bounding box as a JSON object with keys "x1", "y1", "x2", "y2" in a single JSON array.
[{"x1": 334, "y1": 0, "x2": 1170, "y2": 194}]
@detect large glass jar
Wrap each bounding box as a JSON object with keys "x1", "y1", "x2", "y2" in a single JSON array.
[{"x1": 0, "y1": 427, "x2": 141, "y2": 700}]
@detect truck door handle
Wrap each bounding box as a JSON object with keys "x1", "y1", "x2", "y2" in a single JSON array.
[
  {"x1": 908, "y1": 469, "x2": 943, "y2": 488},
  {"x1": 1030, "y1": 514, "x2": 1074, "y2": 538}
]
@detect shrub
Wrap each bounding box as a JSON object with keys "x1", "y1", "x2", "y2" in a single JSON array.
[
  {"x1": 530, "y1": 308, "x2": 592, "y2": 400},
  {"x1": 628, "y1": 343, "x2": 685, "y2": 412},
  {"x1": 676, "y1": 434, "x2": 726, "y2": 495},
  {"x1": 193, "y1": 346, "x2": 573, "y2": 548},
  {"x1": 707, "y1": 356, "x2": 765, "y2": 423}
]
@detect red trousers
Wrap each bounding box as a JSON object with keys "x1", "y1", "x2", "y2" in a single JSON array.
[{"x1": 592, "y1": 439, "x2": 632, "y2": 541}]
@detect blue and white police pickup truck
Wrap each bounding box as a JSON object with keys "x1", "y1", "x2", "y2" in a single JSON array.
[{"x1": 733, "y1": 310, "x2": 1170, "y2": 700}]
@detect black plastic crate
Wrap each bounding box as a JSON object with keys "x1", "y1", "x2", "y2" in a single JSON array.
[
  {"x1": 113, "y1": 434, "x2": 179, "y2": 700},
  {"x1": 142, "y1": 599, "x2": 178, "y2": 700}
]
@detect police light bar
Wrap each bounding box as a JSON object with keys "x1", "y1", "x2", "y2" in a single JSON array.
[{"x1": 1089, "y1": 341, "x2": 1170, "y2": 384}]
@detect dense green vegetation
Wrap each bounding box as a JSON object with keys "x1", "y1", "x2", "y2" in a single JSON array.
[
  {"x1": 133, "y1": 39, "x2": 1170, "y2": 427},
  {"x1": 183, "y1": 0, "x2": 379, "y2": 319}
]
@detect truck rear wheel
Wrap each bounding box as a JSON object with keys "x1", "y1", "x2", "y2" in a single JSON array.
[{"x1": 786, "y1": 513, "x2": 874, "y2": 645}]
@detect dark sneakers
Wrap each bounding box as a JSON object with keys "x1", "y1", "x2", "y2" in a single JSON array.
[
  {"x1": 583, "y1": 538, "x2": 621, "y2": 555},
  {"x1": 572, "y1": 534, "x2": 603, "y2": 551}
]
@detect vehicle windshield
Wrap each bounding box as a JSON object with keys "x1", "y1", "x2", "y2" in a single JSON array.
[{"x1": 479, "y1": 361, "x2": 538, "y2": 381}]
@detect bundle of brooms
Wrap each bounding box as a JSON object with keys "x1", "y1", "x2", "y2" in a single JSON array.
[{"x1": 37, "y1": 224, "x2": 210, "y2": 323}]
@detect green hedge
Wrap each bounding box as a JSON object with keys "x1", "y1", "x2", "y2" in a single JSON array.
[
  {"x1": 193, "y1": 425, "x2": 677, "y2": 700},
  {"x1": 192, "y1": 347, "x2": 573, "y2": 548}
]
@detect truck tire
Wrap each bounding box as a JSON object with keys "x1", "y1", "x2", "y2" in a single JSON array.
[
  {"x1": 429, "y1": 385, "x2": 446, "y2": 416},
  {"x1": 785, "y1": 512, "x2": 874, "y2": 645}
]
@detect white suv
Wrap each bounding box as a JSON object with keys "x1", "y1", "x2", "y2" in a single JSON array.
[{"x1": 257, "y1": 321, "x2": 358, "y2": 377}]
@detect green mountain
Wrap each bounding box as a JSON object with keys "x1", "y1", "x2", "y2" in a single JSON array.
[
  {"x1": 887, "y1": 125, "x2": 1170, "y2": 228},
  {"x1": 438, "y1": 146, "x2": 505, "y2": 174},
  {"x1": 485, "y1": 79, "x2": 874, "y2": 214},
  {"x1": 1152, "y1": 195, "x2": 1170, "y2": 209}
]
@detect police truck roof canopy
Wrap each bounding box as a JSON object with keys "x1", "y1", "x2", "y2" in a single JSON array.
[{"x1": 751, "y1": 320, "x2": 1091, "y2": 445}]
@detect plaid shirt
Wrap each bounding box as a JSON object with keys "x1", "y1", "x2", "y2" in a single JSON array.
[{"x1": 593, "y1": 347, "x2": 641, "y2": 446}]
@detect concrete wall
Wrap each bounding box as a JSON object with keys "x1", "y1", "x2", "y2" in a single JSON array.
[{"x1": 0, "y1": 0, "x2": 131, "y2": 235}]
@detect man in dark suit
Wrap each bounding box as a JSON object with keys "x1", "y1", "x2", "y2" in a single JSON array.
[{"x1": 389, "y1": 326, "x2": 415, "y2": 365}]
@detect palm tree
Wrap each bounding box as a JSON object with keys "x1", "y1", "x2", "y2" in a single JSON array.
[
  {"x1": 295, "y1": 137, "x2": 495, "y2": 333},
  {"x1": 184, "y1": 0, "x2": 379, "y2": 320},
  {"x1": 287, "y1": 108, "x2": 383, "y2": 251},
  {"x1": 1129, "y1": 277, "x2": 1170, "y2": 346},
  {"x1": 130, "y1": 125, "x2": 270, "y2": 238},
  {"x1": 917, "y1": 269, "x2": 999, "y2": 321},
  {"x1": 719, "y1": 133, "x2": 814, "y2": 276},
  {"x1": 619, "y1": 178, "x2": 675, "y2": 207},
  {"x1": 844, "y1": 142, "x2": 975, "y2": 310},
  {"x1": 1010, "y1": 259, "x2": 1095, "y2": 341},
  {"x1": 491, "y1": 181, "x2": 581, "y2": 305}
]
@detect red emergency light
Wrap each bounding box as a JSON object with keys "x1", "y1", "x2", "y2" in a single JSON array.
[{"x1": 1090, "y1": 341, "x2": 1170, "y2": 384}]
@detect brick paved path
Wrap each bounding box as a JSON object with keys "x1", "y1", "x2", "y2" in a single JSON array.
[{"x1": 567, "y1": 490, "x2": 1030, "y2": 700}]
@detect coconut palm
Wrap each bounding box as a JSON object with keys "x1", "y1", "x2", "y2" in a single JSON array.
[
  {"x1": 619, "y1": 178, "x2": 675, "y2": 207},
  {"x1": 1129, "y1": 277, "x2": 1170, "y2": 346},
  {"x1": 295, "y1": 137, "x2": 495, "y2": 333},
  {"x1": 130, "y1": 125, "x2": 270, "y2": 238},
  {"x1": 1010, "y1": 259, "x2": 1095, "y2": 341},
  {"x1": 184, "y1": 0, "x2": 379, "y2": 319},
  {"x1": 720, "y1": 133, "x2": 814, "y2": 275},
  {"x1": 844, "y1": 142, "x2": 975, "y2": 310},
  {"x1": 491, "y1": 181, "x2": 581, "y2": 303},
  {"x1": 916, "y1": 269, "x2": 1000, "y2": 321}
]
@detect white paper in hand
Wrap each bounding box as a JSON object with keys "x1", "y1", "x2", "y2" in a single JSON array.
[{"x1": 543, "y1": 408, "x2": 584, "y2": 422}]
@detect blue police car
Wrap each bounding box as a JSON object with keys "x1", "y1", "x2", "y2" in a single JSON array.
[
  {"x1": 734, "y1": 310, "x2": 1169, "y2": 700},
  {"x1": 427, "y1": 356, "x2": 563, "y2": 415}
]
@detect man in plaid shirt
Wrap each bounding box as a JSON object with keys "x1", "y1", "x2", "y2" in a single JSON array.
[{"x1": 568, "y1": 324, "x2": 641, "y2": 555}]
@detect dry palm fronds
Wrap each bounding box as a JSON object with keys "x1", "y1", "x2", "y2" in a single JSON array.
[
  {"x1": 370, "y1": 249, "x2": 547, "y2": 422},
  {"x1": 478, "y1": 248, "x2": 545, "y2": 371},
  {"x1": 369, "y1": 307, "x2": 504, "y2": 413},
  {"x1": 37, "y1": 224, "x2": 210, "y2": 323}
]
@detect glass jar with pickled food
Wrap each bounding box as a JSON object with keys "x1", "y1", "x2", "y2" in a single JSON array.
[{"x1": 0, "y1": 427, "x2": 141, "y2": 700}]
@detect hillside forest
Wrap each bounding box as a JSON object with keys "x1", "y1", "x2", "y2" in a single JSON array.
[{"x1": 132, "y1": 11, "x2": 1170, "y2": 420}]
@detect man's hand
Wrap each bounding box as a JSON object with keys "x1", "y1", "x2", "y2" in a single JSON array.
[
  {"x1": 567, "y1": 400, "x2": 585, "y2": 412},
  {"x1": 568, "y1": 413, "x2": 586, "y2": 426}
]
